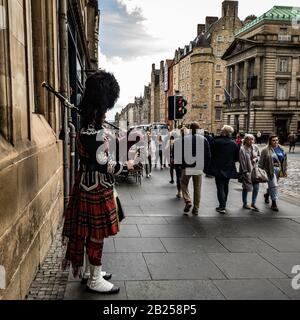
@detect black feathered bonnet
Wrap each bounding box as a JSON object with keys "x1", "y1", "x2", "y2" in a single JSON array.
[{"x1": 79, "y1": 70, "x2": 120, "y2": 129}]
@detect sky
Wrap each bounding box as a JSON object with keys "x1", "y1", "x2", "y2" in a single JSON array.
[{"x1": 98, "y1": 0, "x2": 300, "y2": 121}]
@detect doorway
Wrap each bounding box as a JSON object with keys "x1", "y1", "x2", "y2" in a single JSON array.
[{"x1": 275, "y1": 119, "x2": 288, "y2": 144}]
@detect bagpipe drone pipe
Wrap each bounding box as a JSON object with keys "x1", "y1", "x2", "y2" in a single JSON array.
[{"x1": 41, "y1": 82, "x2": 145, "y2": 171}]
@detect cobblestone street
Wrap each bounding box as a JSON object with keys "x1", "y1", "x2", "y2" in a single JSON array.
[
  {"x1": 26, "y1": 225, "x2": 69, "y2": 300},
  {"x1": 279, "y1": 147, "x2": 300, "y2": 198}
]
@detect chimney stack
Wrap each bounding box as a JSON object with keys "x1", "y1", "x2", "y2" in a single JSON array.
[
  {"x1": 197, "y1": 24, "x2": 206, "y2": 35},
  {"x1": 222, "y1": 1, "x2": 238, "y2": 17},
  {"x1": 205, "y1": 16, "x2": 218, "y2": 32}
]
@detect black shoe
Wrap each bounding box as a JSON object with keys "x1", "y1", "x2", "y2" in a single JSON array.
[
  {"x1": 184, "y1": 203, "x2": 192, "y2": 213},
  {"x1": 251, "y1": 204, "x2": 260, "y2": 212},
  {"x1": 216, "y1": 207, "x2": 226, "y2": 214},
  {"x1": 271, "y1": 201, "x2": 279, "y2": 212},
  {"x1": 264, "y1": 193, "x2": 270, "y2": 204},
  {"x1": 169, "y1": 180, "x2": 174, "y2": 184}
]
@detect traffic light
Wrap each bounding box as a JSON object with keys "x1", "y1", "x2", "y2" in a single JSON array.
[
  {"x1": 168, "y1": 96, "x2": 175, "y2": 120},
  {"x1": 175, "y1": 95, "x2": 187, "y2": 120}
]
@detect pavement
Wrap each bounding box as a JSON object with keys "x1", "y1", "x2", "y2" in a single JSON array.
[{"x1": 27, "y1": 149, "x2": 300, "y2": 300}]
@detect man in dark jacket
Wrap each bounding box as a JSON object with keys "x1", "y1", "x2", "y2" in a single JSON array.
[
  {"x1": 178, "y1": 122, "x2": 211, "y2": 215},
  {"x1": 211, "y1": 125, "x2": 239, "y2": 214}
]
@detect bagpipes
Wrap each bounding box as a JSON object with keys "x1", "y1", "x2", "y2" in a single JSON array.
[{"x1": 41, "y1": 82, "x2": 144, "y2": 170}]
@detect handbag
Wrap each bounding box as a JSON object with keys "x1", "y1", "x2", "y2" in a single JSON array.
[
  {"x1": 113, "y1": 188, "x2": 125, "y2": 222},
  {"x1": 251, "y1": 165, "x2": 269, "y2": 183}
]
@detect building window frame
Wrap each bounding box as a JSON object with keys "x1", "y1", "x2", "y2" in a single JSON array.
[
  {"x1": 277, "y1": 81, "x2": 289, "y2": 100},
  {"x1": 215, "y1": 94, "x2": 221, "y2": 101},
  {"x1": 215, "y1": 80, "x2": 221, "y2": 87},
  {"x1": 215, "y1": 64, "x2": 222, "y2": 72},
  {"x1": 215, "y1": 107, "x2": 222, "y2": 121},
  {"x1": 278, "y1": 57, "x2": 289, "y2": 73}
]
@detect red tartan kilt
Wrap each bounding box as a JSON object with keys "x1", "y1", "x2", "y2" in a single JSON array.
[{"x1": 63, "y1": 172, "x2": 119, "y2": 240}]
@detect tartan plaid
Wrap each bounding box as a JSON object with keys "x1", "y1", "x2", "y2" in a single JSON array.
[{"x1": 62, "y1": 133, "x2": 119, "y2": 271}]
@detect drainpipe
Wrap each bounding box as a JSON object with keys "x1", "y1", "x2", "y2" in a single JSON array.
[
  {"x1": 59, "y1": 0, "x2": 70, "y2": 210},
  {"x1": 69, "y1": 121, "x2": 76, "y2": 188}
]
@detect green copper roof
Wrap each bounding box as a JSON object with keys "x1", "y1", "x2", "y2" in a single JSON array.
[{"x1": 236, "y1": 6, "x2": 300, "y2": 36}]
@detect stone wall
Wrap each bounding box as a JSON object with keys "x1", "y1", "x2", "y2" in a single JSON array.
[{"x1": 0, "y1": 0, "x2": 99, "y2": 299}]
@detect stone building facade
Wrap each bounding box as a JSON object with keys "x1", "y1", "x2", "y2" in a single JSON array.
[
  {"x1": 171, "y1": 1, "x2": 243, "y2": 132},
  {"x1": 0, "y1": 0, "x2": 99, "y2": 299},
  {"x1": 150, "y1": 63, "x2": 161, "y2": 123},
  {"x1": 142, "y1": 85, "x2": 151, "y2": 125},
  {"x1": 222, "y1": 6, "x2": 300, "y2": 141}
]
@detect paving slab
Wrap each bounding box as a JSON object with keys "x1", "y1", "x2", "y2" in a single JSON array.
[
  {"x1": 114, "y1": 238, "x2": 166, "y2": 253},
  {"x1": 102, "y1": 253, "x2": 151, "y2": 280},
  {"x1": 143, "y1": 253, "x2": 226, "y2": 280},
  {"x1": 208, "y1": 253, "x2": 286, "y2": 279},
  {"x1": 213, "y1": 279, "x2": 289, "y2": 300},
  {"x1": 103, "y1": 238, "x2": 115, "y2": 253},
  {"x1": 258, "y1": 252, "x2": 300, "y2": 277},
  {"x1": 64, "y1": 281, "x2": 127, "y2": 300},
  {"x1": 216, "y1": 237, "x2": 278, "y2": 253},
  {"x1": 114, "y1": 225, "x2": 141, "y2": 238},
  {"x1": 122, "y1": 217, "x2": 168, "y2": 225},
  {"x1": 161, "y1": 238, "x2": 228, "y2": 253},
  {"x1": 137, "y1": 224, "x2": 198, "y2": 238},
  {"x1": 260, "y1": 238, "x2": 300, "y2": 252},
  {"x1": 125, "y1": 280, "x2": 225, "y2": 300},
  {"x1": 269, "y1": 279, "x2": 300, "y2": 300}
]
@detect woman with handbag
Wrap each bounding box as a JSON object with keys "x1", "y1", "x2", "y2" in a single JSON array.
[
  {"x1": 239, "y1": 134, "x2": 261, "y2": 212},
  {"x1": 62, "y1": 70, "x2": 134, "y2": 294},
  {"x1": 259, "y1": 134, "x2": 287, "y2": 212}
]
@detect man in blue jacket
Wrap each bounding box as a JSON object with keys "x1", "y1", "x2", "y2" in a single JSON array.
[{"x1": 210, "y1": 125, "x2": 239, "y2": 214}]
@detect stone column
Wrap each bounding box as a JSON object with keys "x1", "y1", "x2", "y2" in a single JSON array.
[
  {"x1": 243, "y1": 60, "x2": 249, "y2": 95},
  {"x1": 234, "y1": 64, "x2": 239, "y2": 100},
  {"x1": 253, "y1": 56, "x2": 261, "y2": 97},
  {"x1": 291, "y1": 57, "x2": 299, "y2": 98}
]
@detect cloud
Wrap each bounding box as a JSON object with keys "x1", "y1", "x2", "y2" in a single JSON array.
[{"x1": 100, "y1": 0, "x2": 169, "y2": 59}]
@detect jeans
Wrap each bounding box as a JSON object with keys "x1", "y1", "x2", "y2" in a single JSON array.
[
  {"x1": 215, "y1": 176, "x2": 230, "y2": 208},
  {"x1": 175, "y1": 166, "x2": 182, "y2": 191},
  {"x1": 267, "y1": 167, "x2": 280, "y2": 201},
  {"x1": 242, "y1": 183, "x2": 259, "y2": 205},
  {"x1": 145, "y1": 156, "x2": 152, "y2": 175}
]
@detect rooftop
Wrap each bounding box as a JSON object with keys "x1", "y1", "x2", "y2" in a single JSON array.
[{"x1": 236, "y1": 6, "x2": 300, "y2": 36}]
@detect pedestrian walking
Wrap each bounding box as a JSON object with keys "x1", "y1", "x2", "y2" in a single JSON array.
[
  {"x1": 239, "y1": 134, "x2": 261, "y2": 212},
  {"x1": 62, "y1": 70, "x2": 134, "y2": 294},
  {"x1": 145, "y1": 132, "x2": 156, "y2": 178},
  {"x1": 180, "y1": 122, "x2": 211, "y2": 215},
  {"x1": 157, "y1": 135, "x2": 164, "y2": 170},
  {"x1": 204, "y1": 130, "x2": 215, "y2": 178},
  {"x1": 288, "y1": 132, "x2": 296, "y2": 153},
  {"x1": 256, "y1": 130, "x2": 262, "y2": 144},
  {"x1": 259, "y1": 134, "x2": 288, "y2": 212},
  {"x1": 235, "y1": 133, "x2": 242, "y2": 148},
  {"x1": 210, "y1": 125, "x2": 240, "y2": 214},
  {"x1": 167, "y1": 135, "x2": 175, "y2": 183}
]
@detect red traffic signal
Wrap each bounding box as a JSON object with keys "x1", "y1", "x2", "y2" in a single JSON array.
[{"x1": 175, "y1": 95, "x2": 187, "y2": 120}]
